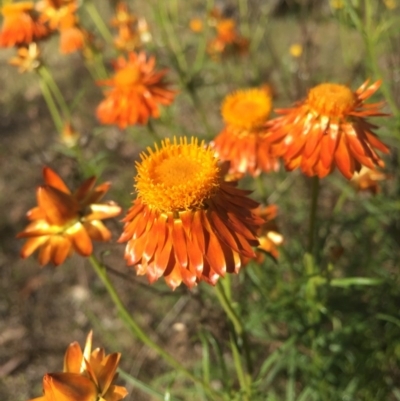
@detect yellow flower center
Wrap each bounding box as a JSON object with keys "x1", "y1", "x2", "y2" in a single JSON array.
[
  {"x1": 222, "y1": 89, "x2": 272, "y2": 130},
  {"x1": 307, "y1": 83, "x2": 355, "y2": 118},
  {"x1": 135, "y1": 137, "x2": 221, "y2": 213},
  {"x1": 114, "y1": 65, "x2": 141, "y2": 87}
]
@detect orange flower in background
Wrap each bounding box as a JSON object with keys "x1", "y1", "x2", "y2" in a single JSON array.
[
  {"x1": 350, "y1": 166, "x2": 390, "y2": 194},
  {"x1": 8, "y1": 42, "x2": 41, "y2": 73},
  {"x1": 17, "y1": 167, "x2": 121, "y2": 266},
  {"x1": 211, "y1": 88, "x2": 279, "y2": 177},
  {"x1": 0, "y1": 2, "x2": 48, "y2": 47},
  {"x1": 119, "y1": 137, "x2": 262, "y2": 290},
  {"x1": 29, "y1": 331, "x2": 128, "y2": 401},
  {"x1": 267, "y1": 80, "x2": 390, "y2": 179},
  {"x1": 36, "y1": 0, "x2": 87, "y2": 53},
  {"x1": 207, "y1": 18, "x2": 249, "y2": 59},
  {"x1": 96, "y1": 52, "x2": 176, "y2": 129}
]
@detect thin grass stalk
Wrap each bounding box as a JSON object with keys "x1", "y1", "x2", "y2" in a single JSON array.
[
  {"x1": 215, "y1": 280, "x2": 253, "y2": 389},
  {"x1": 39, "y1": 79, "x2": 63, "y2": 133},
  {"x1": 88, "y1": 254, "x2": 224, "y2": 401},
  {"x1": 38, "y1": 65, "x2": 70, "y2": 120},
  {"x1": 84, "y1": 0, "x2": 113, "y2": 43}
]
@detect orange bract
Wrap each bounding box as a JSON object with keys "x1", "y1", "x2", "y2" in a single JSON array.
[
  {"x1": 96, "y1": 52, "x2": 176, "y2": 129},
  {"x1": 0, "y1": 2, "x2": 48, "y2": 47},
  {"x1": 118, "y1": 137, "x2": 263, "y2": 289},
  {"x1": 267, "y1": 80, "x2": 390, "y2": 179},
  {"x1": 29, "y1": 331, "x2": 128, "y2": 401},
  {"x1": 212, "y1": 88, "x2": 279, "y2": 177},
  {"x1": 17, "y1": 167, "x2": 121, "y2": 266}
]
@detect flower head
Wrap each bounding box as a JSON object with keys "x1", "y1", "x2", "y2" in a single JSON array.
[
  {"x1": 207, "y1": 18, "x2": 249, "y2": 59},
  {"x1": 0, "y1": 2, "x2": 48, "y2": 47},
  {"x1": 36, "y1": 0, "x2": 87, "y2": 53},
  {"x1": 211, "y1": 88, "x2": 279, "y2": 177},
  {"x1": 29, "y1": 331, "x2": 128, "y2": 401},
  {"x1": 254, "y1": 204, "x2": 283, "y2": 261},
  {"x1": 119, "y1": 137, "x2": 262, "y2": 289},
  {"x1": 17, "y1": 167, "x2": 121, "y2": 266},
  {"x1": 96, "y1": 52, "x2": 176, "y2": 129},
  {"x1": 350, "y1": 166, "x2": 390, "y2": 195},
  {"x1": 267, "y1": 80, "x2": 390, "y2": 179},
  {"x1": 8, "y1": 42, "x2": 41, "y2": 73}
]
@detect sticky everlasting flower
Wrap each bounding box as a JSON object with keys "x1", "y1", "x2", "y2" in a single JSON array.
[
  {"x1": 96, "y1": 52, "x2": 176, "y2": 129},
  {"x1": 17, "y1": 167, "x2": 121, "y2": 266},
  {"x1": 8, "y1": 42, "x2": 41, "y2": 73},
  {"x1": 267, "y1": 80, "x2": 390, "y2": 179},
  {"x1": 211, "y1": 88, "x2": 279, "y2": 177},
  {"x1": 0, "y1": 2, "x2": 48, "y2": 47},
  {"x1": 119, "y1": 137, "x2": 262, "y2": 289},
  {"x1": 350, "y1": 166, "x2": 390, "y2": 195},
  {"x1": 29, "y1": 331, "x2": 128, "y2": 401}
]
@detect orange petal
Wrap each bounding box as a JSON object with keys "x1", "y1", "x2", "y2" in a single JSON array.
[
  {"x1": 42, "y1": 373, "x2": 98, "y2": 401},
  {"x1": 37, "y1": 186, "x2": 79, "y2": 225},
  {"x1": 84, "y1": 203, "x2": 122, "y2": 221},
  {"x1": 172, "y1": 219, "x2": 188, "y2": 268},
  {"x1": 83, "y1": 220, "x2": 112, "y2": 242},
  {"x1": 43, "y1": 167, "x2": 71, "y2": 194},
  {"x1": 63, "y1": 342, "x2": 83, "y2": 373},
  {"x1": 20, "y1": 236, "x2": 48, "y2": 259},
  {"x1": 334, "y1": 134, "x2": 354, "y2": 179},
  {"x1": 67, "y1": 223, "x2": 93, "y2": 256}
]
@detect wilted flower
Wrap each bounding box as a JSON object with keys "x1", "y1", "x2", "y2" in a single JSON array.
[
  {"x1": 17, "y1": 167, "x2": 121, "y2": 266},
  {"x1": 267, "y1": 80, "x2": 389, "y2": 179},
  {"x1": 211, "y1": 88, "x2": 279, "y2": 177},
  {"x1": 60, "y1": 121, "x2": 80, "y2": 148},
  {"x1": 119, "y1": 137, "x2": 262, "y2": 289},
  {"x1": 29, "y1": 331, "x2": 128, "y2": 401},
  {"x1": 0, "y1": 2, "x2": 48, "y2": 47},
  {"x1": 350, "y1": 166, "x2": 390, "y2": 194},
  {"x1": 96, "y1": 51, "x2": 176, "y2": 129},
  {"x1": 254, "y1": 204, "x2": 283, "y2": 261},
  {"x1": 8, "y1": 42, "x2": 41, "y2": 72}
]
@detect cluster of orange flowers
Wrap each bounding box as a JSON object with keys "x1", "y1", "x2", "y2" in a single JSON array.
[
  {"x1": 30, "y1": 331, "x2": 128, "y2": 401},
  {"x1": 214, "y1": 80, "x2": 389, "y2": 183},
  {"x1": 12, "y1": 3, "x2": 390, "y2": 290},
  {"x1": 0, "y1": 0, "x2": 87, "y2": 55},
  {"x1": 190, "y1": 7, "x2": 249, "y2": 59},
  {"x1": 110, "y1": 1, "x2": 151, "y2": 52}
]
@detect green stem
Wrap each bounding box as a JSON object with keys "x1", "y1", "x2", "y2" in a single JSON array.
[
  {"x1": 88, "y1": 255, "x2": 223, "y2": 401},
  {"x1": 215, "y1": 280, "x2": 252, "y2": 396},
  {"x1": 307, "y1": 176, "x2": 320, "y2": 254},
  {"x1": 39, "y1": 79, "x2": 63, "y2": 133},
  {"x1": 84, "y1": 0, "x2": 113, "y2": 43},
  {"x1": 38, "y1": 66, "x2": 70, "y2": 120}
]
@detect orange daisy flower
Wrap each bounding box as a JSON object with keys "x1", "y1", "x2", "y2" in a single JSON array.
[
  {"x1": 118, "y1": 137, "x2": 262, "y2": 290},
  {"x1": 267, "y1": 80, "x2": 390, "y2": 179},
  {"x1": 0, "y1": 2, "x2": 48, "y2": 47},
  {"x1": 96, "y1": 52, "x2": 176, "y2": 129},
  {"x1": 29, "y1": 331, "x2": 128, "y2": 401},
  {"x1": 17, "y1": 166, "x2": 121, "y2": 266},
  {"x1": 211, "y1": 88, "x2": 279, "y2": 177}
]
